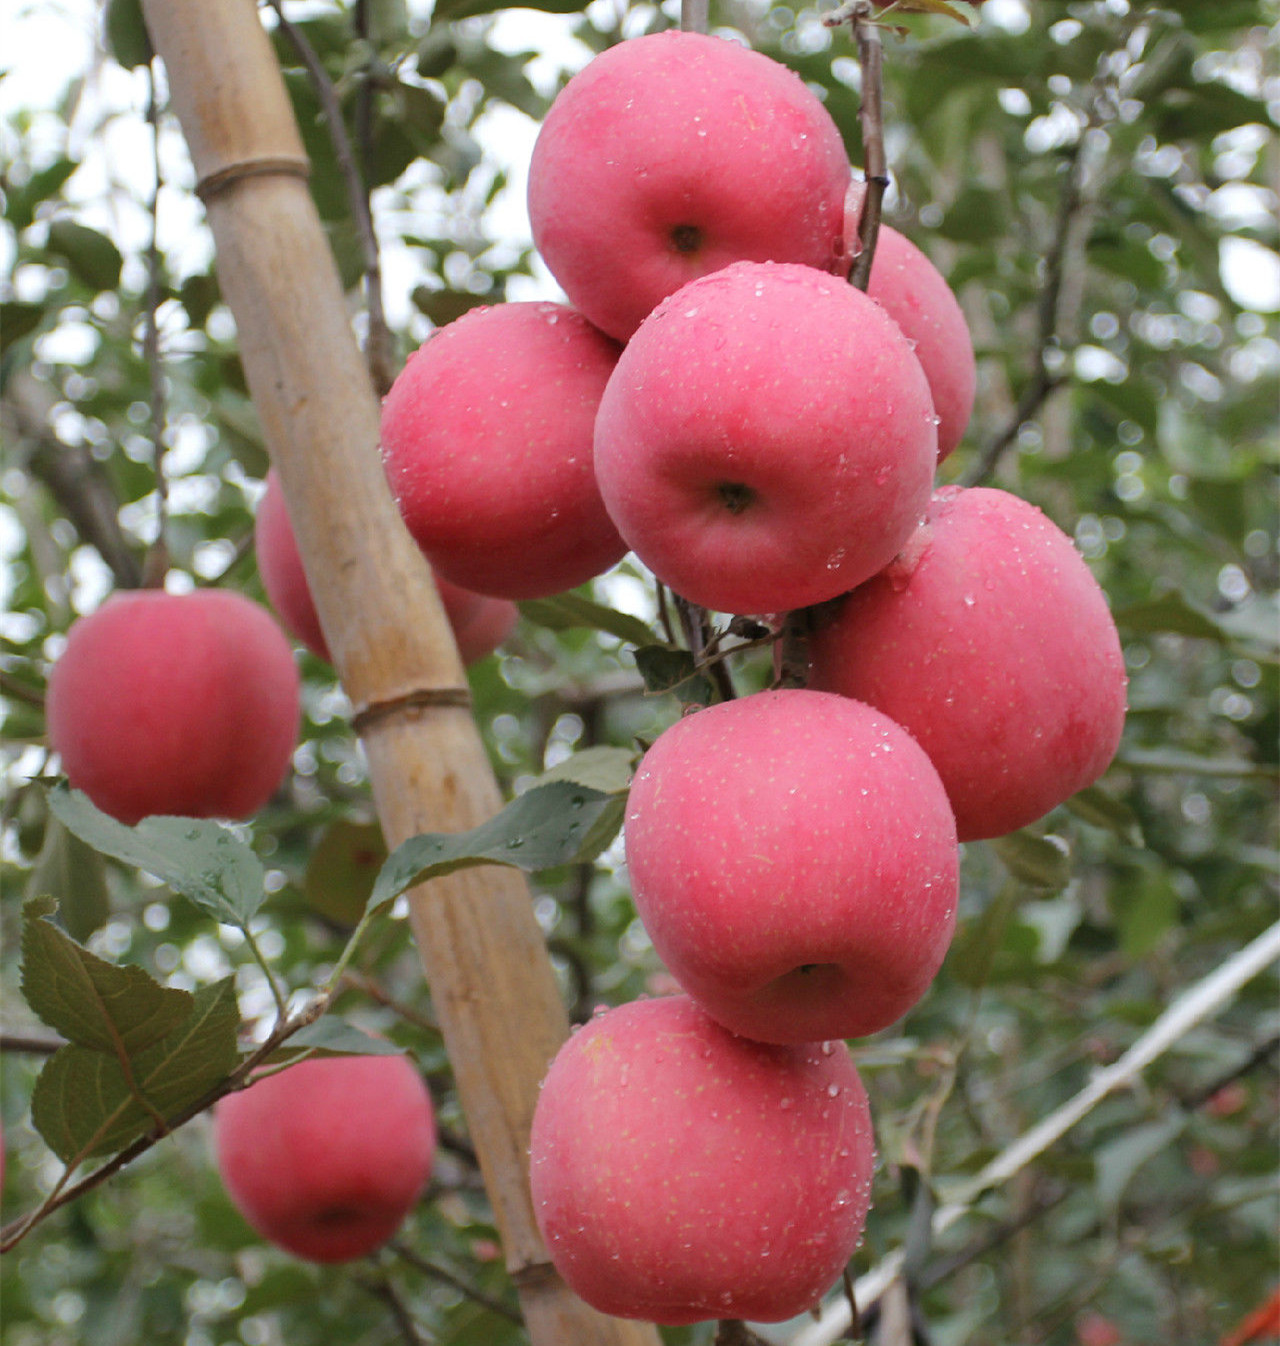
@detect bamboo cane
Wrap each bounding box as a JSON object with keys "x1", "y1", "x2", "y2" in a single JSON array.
[{"x1": 139, "y1": 5, "x2": 660, "y2": 1342}]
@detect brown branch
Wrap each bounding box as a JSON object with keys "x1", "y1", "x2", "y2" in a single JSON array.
[
  {"x1": 715, "y1": 1322, "x2": 772, "y2": 1346},
  {"x1": 8, "y1": 386, "x2": 142, "y2": 589},
  {"x1": 389, "y1": 1240, "x2": 523, "y2": 1324},
  {"x1": 141, "y1": 64, "x2": 170, "y2": 588},
  {"x1": 358, "y1": 1274, "x2": 435, "y2": 1345},
  {"x1": 681, "y1": 0, "x2": 710, "y2": 34},
  {"x1": 674, "y1": 595, "x2": 736, "y2": 702},
  {"x1": 270, "y1": 0, "x2": 395, "y2": 394},
  {"x1": 961, "y1": 138, "x2": 1086, "y2": 487},
  {"x1": 0, "y1": 1032, "x2": 66, "y2": 1054},
  {"x1": 848, "y1": 9, "x2": 887, "y2": 292},
  {"x1": 0, "y1": 671, "x2": 46, "y2": 710}
]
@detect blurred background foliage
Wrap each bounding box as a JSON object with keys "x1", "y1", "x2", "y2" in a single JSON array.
[{"x1": 1, "y1": 0, "x2": 1277, "y2": 1343}]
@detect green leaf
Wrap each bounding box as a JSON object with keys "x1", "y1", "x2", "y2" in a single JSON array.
[
  {"x1": 1065, "y1": 786, "x2": 1144, "y2": 847},
  {"x1": 260, "y1": 1020, "x2": 406, "y2": 1064},
  {"x1": 412, "y1": 286, "x2": 492, "y2": 327},
  {"x1": 518, "y1": 593, "x2": 657, "y2": 648},
  {"x1": 1115, "y1": 871, "x2": 1180, "y2": 959},
  {"x1": 1113, "y1": 590, "x2": 1230, "y2": 642},
  {"x1": 538, "y1": 746, "x2": 635, "y2": 795},
  {"x1": 0, "y1": 300, "x2": 46, "y2": 353},
  {"x1": 457, "y1": 47, "x2": 548, "y2": 120},
  {"x1": 1094, "y1": 1115, "x2": 1186, "y2": 1214},
  {"x1": 369, "y1": 781, "x2": 621, "y2": 912},
  {"x1": 48, "y1": 785, "x2": 266, "y2": 929},
  {"x1": 989, "y1": 831, "x2": 1072, "y2": 890},
  {"x1": 633, "y1": 645, "x2": 714, "y2": 706},
  {"x1": 104, "y1": 0, "x2": 153, "y2": 69},
  {"x1": 31, "y1": 977, "x2": 240, "y2": 1163},
  {"x1": 21, "y1": 899, "x2": 193, "y2": 1054},
  {"x1": 304, "y1": 820, "x2": 387, "y2": 928},
  {"x1": 6, "y1": 158, "x2": 78, "y2": 232},
  {"x1": 45, "y1": 219, "x2": 123, "y2": 292},
  {"x1": 28, "y1": 816, "x2": 111, "y2": 943}
]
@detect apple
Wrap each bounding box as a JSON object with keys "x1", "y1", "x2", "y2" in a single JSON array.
[
  {"x1": 254, "y1": 470, "x2": 516, "y2": 665},
  {"x1": 214, "y1": 1052, "x2": 436, "y2": 1263},
  {"x1": 380, "y1": 301, "x2": 627, "y2": 600},
  {"x1": 844, "y1": 184, "x2": 976, "y2": 461},
  {"x1": 529, "y1": 994, "x2": 875, "y2": 1324},
  {"x1": 593, "y1": 260, "x2": 938, "y2": 615},
  {"x1": 528, "y1": 31, "x2": 851, "y2": 342},
  {"x1": 807, "y1": 485, "x2": 1128, "y2": 841},
  {"x1": 625, "y1": 689, "x2": 958, "y2": 1044},
  {"x1": 46, "y1": 589, "x2": 300, "y2": 825}
]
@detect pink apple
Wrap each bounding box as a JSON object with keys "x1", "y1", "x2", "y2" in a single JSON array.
[
  {"x1": 46, "y1": 589, "x2": 300, "y2": 824},
  {"x1": 594, "y1": 260, "x2": 938, "y2": 615},
  {"x1": 845, "y1": 190, "x2": 976, "y2": 461},
  {"x1": 625, "y1": 689, "x2": 958, "y2": 1044},
  {"x1": 528, "y1": 31, "x2": 851, "y2": 341},
  {"x1": 380, "y1": 301, "x2": 626, "y2": 600},
  {"x1": 808, "y1": 485, "x2": 1128, "y2": 841},
  {"x1": 214, "y1": 1052, "x2": 436, "y2": 1263},
  {"x1": 529, "y1": 994, "x2": 875, "y2": 1324},
  {"x1": 254, "y1": 470, "x2": 516, "y2": 664}
]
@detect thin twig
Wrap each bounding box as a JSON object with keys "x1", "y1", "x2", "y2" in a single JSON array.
[
  {"x1": 715, "y1": 1322, "x2": 772, "y2": 1346},
  {"x1": 270, "y1": 0, "x2": 395, "y2": 394},
  {"x1": 358, "y1": 1274, "x2": 435, "y2": 1345},
  {"x1": 0, "y1": 1032, "x2": 66, "y2": 1054},
  {"x1": 389, "y1": 1240, "x2": 523, "y2": 1324},
  {"x1": 0, "y1": 671, "x2": 46, "y2": 709},
  {"x1": 961, "y1": 138, "x2": 1086, "y2": 487},
  {"x1": 681, "y1": 0, "x2": 710, "y2": 34},
  {"x1": 790, "y1": 917, "x2": 1280, "y2": 1346},
  {"x1": 141, "y1": 64, "x2": 170, "y2": 588}
]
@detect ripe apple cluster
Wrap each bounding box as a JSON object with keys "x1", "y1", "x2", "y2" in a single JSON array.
[{"x1": 365, "y1": 27, "x2": 1127, "y2": 1327}]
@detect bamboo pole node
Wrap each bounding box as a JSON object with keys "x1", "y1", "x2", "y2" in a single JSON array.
[
  {"x1": 350, "y1": 685, "x2": 474, "y2": 733},
  {"x1": 195, "y1": 155, "x2": 312, "y2": 202}
]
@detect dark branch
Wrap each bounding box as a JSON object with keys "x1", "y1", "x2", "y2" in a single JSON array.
[
  {"x1": 848, "y1": 11, "x2": 887, "y2": 292},
  {"x1": 388, "y1": 1240, "x2": 523, "y2": 1324}
]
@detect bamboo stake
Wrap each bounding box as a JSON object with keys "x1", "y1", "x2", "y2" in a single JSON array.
[{"x1": 139, "y1": 5, "x2": 659, "y2": 1343}]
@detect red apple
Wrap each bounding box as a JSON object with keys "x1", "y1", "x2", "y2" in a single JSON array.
[
  {"x1": 845, "y1": 191, "x2": 976, "y2": 460},
  {"x1": 254, "y1": 470, "x2": 516, "y2": 664},
  {"x1": 529, "y1": 995, "x2": 875, "y2": 1324},
  {"x1": 808, "y1": 485, "x2": 1128, "y2": 841},
  {"x1": 46, "y1": 589, "x2": 300, "y2": 825},
  {"x1": 380, "y1": 301, "x2": 626, "y2": 600},
  {"x1": 625, "y1": 689, "x2": 958, "y2": 1044},
  {"x1": 214, "y1": 1052, "x2": 436, "y2": 1263},
  {"x1": 594, "y1": 260, "x2": 938, "y2": 615},
  {"x1": 528, "y1": 31, "x2": 851, "y2": 342}
]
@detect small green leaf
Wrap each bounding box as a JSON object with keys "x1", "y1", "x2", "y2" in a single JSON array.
[
  {"x1": 31, "y1": 977, "x2": 240, "y2": 1163},
  {"x1": 1065, "y1": 786, "x2": 1144, "y2": 847},
  {"x1": 1114, "y1": 590, "x2": 1229, "y2": 642},
  {"x1": 21, "y1": 899, "x2": 193, "y2": 1054},
  {"x1": 412, "y1": 287, "x2": 492, "y2": 327},
  {"x1": 1094, "y1": 1115, "x2": 1186, "y2": 1214},
  {"x1": 48, "y1": 785, "x2": 266, "y2": 929},
  {"x1": 518, "y1": 594, "x2": 657, "y2": 648},
  {"x1": 6, "y1": 158, "x2": 78, "y2": 232},
  {"x1": 633, "y1": 646, "x2": 714, "y2": 706},
  {"x1": 539, "y1": 746, "x2": 635, "y2": 795},
  {"x1": 304, "y1": 820, "x2": 387, "y2": 928},
  {"x1": 104, "y1": 0, "x2": 153, "y2": 69},
  {"x1": 1115, "y1": 872, "x2": 1181, "y2": 959},
  {"x1": 28, "y1": 816, "x2": 111, "y2": 943},
  {"x1": 46, "y1": 219, "x2": 123, "y2": 292},
  {"x1": 369, "y1": 781, "x2": 620, "y2": 913},
  {"x1": 989, "y1": 831, "x2": 1072, "y2": 890},
  {"x1": 260, "y1": 1020, "x2": 405, "y2": 1064},
  {"x1": 1, "y1": 300, "x2": 47, "y2": 353},
  {"x1": 432, "y1": 0, "x2": 583, "y2": 22}
]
